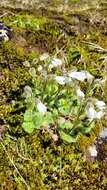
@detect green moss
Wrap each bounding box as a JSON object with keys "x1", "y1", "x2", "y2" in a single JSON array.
[
  {"x1": 2, "y1": 14, "x2": 47, "y2": 30},
  {"x1": 0, "y1": 133, "x2": 107, "y2": 189}
]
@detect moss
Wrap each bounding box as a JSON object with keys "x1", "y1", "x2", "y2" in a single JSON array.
[
  {"x1": 2, "y1": 14, "x2": 47, "y2": 30},
  {"x1": 0, "y1": 40, "x2": 32, "y2": 136},
  {"x1": 0, "y1": 133, "x2": 107, "y2": 189}
]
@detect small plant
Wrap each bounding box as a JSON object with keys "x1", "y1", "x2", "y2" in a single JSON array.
[{"x1": 22, "y1": 53, "x2": 107, "y2": 143}]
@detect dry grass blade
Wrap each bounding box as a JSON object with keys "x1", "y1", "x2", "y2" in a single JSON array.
[{"x1": 82, "y1": 41, "x2": 107, "y2": 53}]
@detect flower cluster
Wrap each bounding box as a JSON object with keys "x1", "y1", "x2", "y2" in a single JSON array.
[{"x1": 23, "y1": 53, "x2": 107, "y2": 143}]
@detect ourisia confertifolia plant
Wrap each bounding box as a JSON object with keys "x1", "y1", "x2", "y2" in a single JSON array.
[{"x1": 22, "y1": 53, "x2": 107, "y2": 143}]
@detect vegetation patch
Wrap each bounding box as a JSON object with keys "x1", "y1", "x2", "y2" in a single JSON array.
[{"x1": 0, "y1": 5, "x2": 107, "y2": 190}]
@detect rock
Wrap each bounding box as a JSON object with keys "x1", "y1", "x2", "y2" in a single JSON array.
[{"x1": 0, "y1": 21, "x2": 12, "y2": 41}]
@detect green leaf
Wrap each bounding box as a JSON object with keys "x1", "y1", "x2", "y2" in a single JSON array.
[
  {"x1": 58, "y1": 99, "x2": 71, "y2": 115},
  {"x1": 23, "y1": 108, "x2": 55, "y2": 133},
  {"x1": 23, "y1": 109, "x2": 43, "y2": 133},
  {"x1": 80, "y1": 121, "x2": 95, "y2": 134},
  {"x1": 59, "y1": 131, "x2": 77, "y2": 143},
  {"x1": 24, "y1": 109, "x2": 33, "y2": 122},
  {"x1": 59, "y1": 118, "x2": 73, "y2": 130},
  {"x1": 42, "y1": 112, "x2": 54, "y2": 125},
  {"x1": 32, "y1": 111, "x2": 44, "y2": 129},
  {"x1": 22, "y1": 121, "x2": 35, "y2": 133}
]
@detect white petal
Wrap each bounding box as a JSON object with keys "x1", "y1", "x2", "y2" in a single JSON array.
[
  {"x1": 76, "y1": 88, "x2": 85, "y2": 99},
  {"x1": 87, "y1": 105, "x2": 105, "y2": 120},
  {"x1": 51, "y1": 58, "x2": 62, "y2": 67},
  {"x1": 68, "y1": 70, "x2": 93, "y2": 82},
  {"x1": 69, "y1": 71, "x2": 85, "y2": 81},
  {"x1": 96, "y1": 110, "x2": 104, "y2": 119},
  {"x1": 88, "y1": 145, "x2": 97, "y2": 157},
  {"x1": 37, "y1": 101, "x2": 47, "y2": 115},
  {"x1": 24, "y1": 85, "x2": 32, "y2": 97},
  {"x1": 54, "y1": 76, "x2": 65, "y2": 85},
  {"x1": 85, "y1": 71, "x2": 94, "y2": 82},
  {"x1": 23, "y1": 60, "x2": 30, "y2": 67},
  {"x1": 65, "y1": 77, "x2": 72, "y2": 84},
  {"x1": 29, "y1": 67, "x2": 36, "y2": 77},
  {"x1": 99, "y1": 128, "x2": 107, "y2": 138},
  {"x1": 87, "y1": 106, "x2": 96, "y2": 120},
  {"x1": 37, "y1": 65, "x2": 43, "y2": 72},
  {"x1": 40, "y1": 53, "x2": 49, "y2": 61},
  {"x1": 95, "y1": 100, "x2": 106, "y2": 110}
]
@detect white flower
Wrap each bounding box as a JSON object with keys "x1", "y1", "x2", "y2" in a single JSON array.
[
  {"x1": 37, "y1": 65, "x2": 43, "y2": 72},
  {"x1": 29, "y1": 67, "x2": 36, "y2": 77},
  {"x1": 76, "y1": 88, "x2": 85, "y2": 99},
  {"x1": 95, "y1": 100, "x2": 106, "y2": 110},
  {"x1": 68, "y1": 70, "x2": 93, "y2": 82},
  {"x1": 37, "y1": 101, "x2": 47, "y2": 115},
  {"x1": 85, "y1": 71, "x2": 94, "y2": 82},
  {"x1": 24, "y1": 85, "x2": 32, "y2": 98},
  {"x1": 99, "y1": 128, "x2": 107, "y2": 138},
  {"x1": 96, "y1": 110, "x2": 104, "y2": 119},
  {"x1": 101, "y1": 77, "x2": 107, "y2": 85},
  {"x1": 54, "y1": 76, "x2": 65, "y2": 85},
  {"x1": 87, "y1": 105, "x2": 105, "y2": 120},
  {"x1": 87, "y1": 106, "x2": 96, "y2": 120},
  {"x1": 65, "y1": 76, "x2": 73, "y2": 84},
  {"x1": 23, "y1": 60, "x2": 30, "y2": 67},
  {"x1": 49, "y1": 58, "x2": 62, "y2": 69},
  {"x1": 39, "y1": 53, "x2": 49, "y2": 61},
  {"x1": 88, "y1": 145, "x2": 97, "y2": 157}
]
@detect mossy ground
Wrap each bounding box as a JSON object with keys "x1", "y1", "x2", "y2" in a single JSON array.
[{"x1": 0, "y1": 6, "x2": 107, "y2": 190}]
